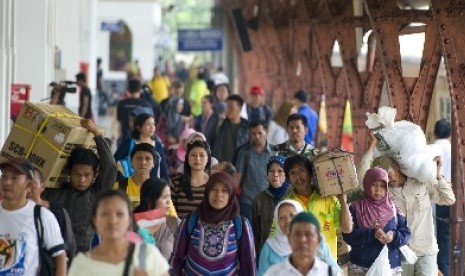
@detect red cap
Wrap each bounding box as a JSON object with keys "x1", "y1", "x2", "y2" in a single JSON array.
[{"x1": 250, "y1": 86, "x2": 264, "y2": 95}]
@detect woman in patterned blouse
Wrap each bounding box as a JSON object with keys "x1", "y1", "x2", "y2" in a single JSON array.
[{"x1": 170, "y1": 172, "x2": 256, "y2": 275}]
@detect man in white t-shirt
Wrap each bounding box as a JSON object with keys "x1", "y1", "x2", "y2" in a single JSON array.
[{"x1": 0, "y1": 158, "x2": 66, "y2": 276}]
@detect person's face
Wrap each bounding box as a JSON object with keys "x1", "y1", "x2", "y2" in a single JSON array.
[
  {"x1": 202, "y1": 98, "x2": 213, "y2": 113},
  {"x1": 131, "y1": 151, "x2": 154, "y2": 174},
  {"x1": 28, "y1": 172, "x2": 45, "y2": 200},
  {"x1": 155, "y1": 186, "x2": 171, "y2": 215},
  {"x1": 188, "y1": 147, "x2": 208, "y2": 171},
  {"x1": 250, "y1": 125, "x2": 267, "y2": 147},
  {"x1": 216, "y1": 86, "x2": 229, "y2": 102},
  {"x1": 278, "y1": 204, "x2": 298, "y2": 235},
  {"x1": 288, "y1": 222, "x2": 320, "y2": 258},
  {"x1": 287, "y1": 120, "x2": 308, "y2": 144},
  {"x1": 0, "y1": 167, "x2": 30, "y2": 201},
  {"x1": 387, "y1": 161, "x2": 404, "y2": 187},
  {"x1": 70, "y1": 164, "x2": 95, "y2": 191},
  {"x1": 208, "y1": 182, "x2": 230, "y2": 210},
  {"x1": 93, "y1": 196, "x2": 131, "y2": 240},
  {"x1": 173, "y1": 86, "x2": 184, "y2": 97},
  {"x1": 268, "y1": 163, "x2": 286, "y2": 188},
  {"x1": 138, "y1": 117, "x2": 156, "y2": 137},
  {"x1": 249, "y1": 93, "x2": 263, "y2": 106},
  {"x1": 370, "y1": 180, "x2": 387, "y2": 201},
  {"x1": 226, "y1": 100, "x2": 241, "y2": 121},
  {"x1": 153, "y1": 68, "x2": 160, "y2": 77},
  {"x1": 288, "y1": 164, "x2": 312, "y2": 196}
]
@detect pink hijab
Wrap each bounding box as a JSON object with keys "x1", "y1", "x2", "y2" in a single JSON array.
[{"x1": 352, "y1": 167, "x2": 394, "y2": 229}]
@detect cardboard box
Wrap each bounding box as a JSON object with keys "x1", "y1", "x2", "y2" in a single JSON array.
[
  {"x1": 0, "y1": 102, "x2": 98, "y2": 187},
  {"x1": 312, "y1": 150, "x2": 358, "y2": 196}
]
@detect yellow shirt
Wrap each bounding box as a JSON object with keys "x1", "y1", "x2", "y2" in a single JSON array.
[
  {"x1": 148, "y1": 76, "x2": 170, "y2": 103},
  {"x1": 113, "y1": 177, "x2": 140, "y2": 211},
  {"x1": 287, "y1": 189, "x2": 341, "y2": 259}
]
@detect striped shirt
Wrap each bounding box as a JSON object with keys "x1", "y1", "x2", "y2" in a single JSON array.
[{"x1": 170, "y1": 173, "x2": 206, "y2": 219}]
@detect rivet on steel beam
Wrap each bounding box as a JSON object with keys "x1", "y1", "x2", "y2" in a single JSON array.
[
  {"x1": 453, "y1": 83, "x2": 459, "y2": 88},
  {"x1": 437, "y1": 9, "x2": 443, "y2": 14},
  {"x1": 462, "y1": 140, "x2": 465, "y2": 145},
  {"x1": 451, "y1": 68, "x2": 456, "y2": 73},
  {"x1": 458, "y1": 105, "x2": 462, "y2": 110},
  {"x1": 444, "y1": 39, "x2": 450, "y2": 44},
  {"x1": 460, "y1": 122, "x2": 465, "y2": 127},
  {"x1": 456, "y1": 95, "x2": 461, "y2": 100},
  {"x1": 447, "y1": 54, "x2": 452, "y2": 58},
  {"x1": 440, "y1": 24, "x2": 446, "y2": 30}
]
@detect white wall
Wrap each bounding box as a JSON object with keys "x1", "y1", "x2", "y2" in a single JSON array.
[
  {"x1": 97, "y1": 1, "x2": 161, "y2": 82},
  {"x1": 14, "y1": 0, "x2": 55, "y2": 103}
]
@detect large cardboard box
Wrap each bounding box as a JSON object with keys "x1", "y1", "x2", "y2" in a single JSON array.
[
  {"x1": 312, "y1": 150, "x2": 358, "y2": 196},
  {"x1": 0, "y1": 102, "x2": 97, "y2": 187}
]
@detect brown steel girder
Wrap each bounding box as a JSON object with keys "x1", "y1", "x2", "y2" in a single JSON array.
[
  {"x1": 432, "y1": 1, "x2": 465, "y2": 275},
  {"x1": 365, "y1": 0, "x2": 441, "y2": 130},
  {"x1": 323, "y1": 0, "x2": 384, "y2": 163}
]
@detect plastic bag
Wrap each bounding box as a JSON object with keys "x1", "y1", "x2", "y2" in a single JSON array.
[
  {"x1": 366, "y1": 106, "x2": 437, "y2": 182},
  {"x1": 366, "y1": 245, "x2": 391, "y2": 276},
  {"x1": 400, "y1": 245, "x2": 418, "y2": 264}
]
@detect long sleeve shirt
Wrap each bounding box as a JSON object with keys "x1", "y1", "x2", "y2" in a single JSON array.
[{"x1": 358, "y1": 150, "x2": 456, "y2": 256}]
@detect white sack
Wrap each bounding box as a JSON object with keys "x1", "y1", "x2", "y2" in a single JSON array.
[{"x1": 366, "y1": 106, "x2": 437, "y2": 182}]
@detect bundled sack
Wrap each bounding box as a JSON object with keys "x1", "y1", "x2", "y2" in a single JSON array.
[{"x1": 366, "y1": 106, "x2": 437, "y2": 182}]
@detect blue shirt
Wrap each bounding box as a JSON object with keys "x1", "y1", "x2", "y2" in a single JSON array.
[{"x1": 297, "y1": 104, "x2": 318, "y2": 145}]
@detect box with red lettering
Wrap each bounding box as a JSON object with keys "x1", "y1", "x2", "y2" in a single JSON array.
[
  {"x1": 0, "y1": 102, "x2": 97, "y2": 187},
  {"x1": 312, "y1": 150, "x2": 358, "y2": 196}
]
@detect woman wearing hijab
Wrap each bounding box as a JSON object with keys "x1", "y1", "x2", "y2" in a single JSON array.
[
  {"x1": 342, "y1": 167, "x2": 411, "y2": 275},
  {"x1": 251, "y1": 156, "x2": 291, "y2": 256},
  {"x1": 258, "y1": 200, "x2": 340, "y2": 275},
  {"x1": 170, "y1": 172, "x2": 256, "y2": 275}
]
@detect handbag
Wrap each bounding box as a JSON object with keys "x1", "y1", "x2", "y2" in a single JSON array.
[{"x1": 33, "y1": 205, "x2": 55, "y2": 276}]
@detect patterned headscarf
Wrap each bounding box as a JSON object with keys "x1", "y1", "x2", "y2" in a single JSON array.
[{"x1": 197, "y1": 172, "x2": 240, "y2": 223}]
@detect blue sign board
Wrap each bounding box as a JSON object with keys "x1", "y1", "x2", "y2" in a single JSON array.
[
  {"x1": 101, "y1": 21, "x2": 122, "y2": 32},
  {"x1": 178, "y1": 29, "x2": 223, "y2": 51}
]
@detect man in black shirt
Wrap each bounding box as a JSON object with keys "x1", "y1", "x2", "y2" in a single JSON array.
[
  {"x1": 116, "y1": 79, "x2": 151, "y2": 140},
  {"x1": 76, "y1": 73, "x2": 93, "y2": 120}
]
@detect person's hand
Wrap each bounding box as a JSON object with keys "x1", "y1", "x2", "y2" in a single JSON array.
[
  {"x1": 368, "y1": 131, "x2": 377, "y2": 151},
  {"x1": 81, "y1": 119, "x2": 101, "y2": 136},
  {"x1": 132, "y1": 269, "x2": 149, "y2": 276},
  {"x1": 168, "y1": 136, "x2": 178, "y2": 145}
]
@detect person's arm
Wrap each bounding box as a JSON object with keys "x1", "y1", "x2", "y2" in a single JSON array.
[
  {"x1": 342, "y1": 207, "x2": 377, "y2": 247},
  {"x1": 387, "y1": 212, "x2": 411, "y2": 248},
  {"x1": 81, "y1": 119, "x2": 117, "y2": 191},
  {"x1": 358, "y1": 131, "x2": 377, "y2": 185},
  {"x1": 233, "y1": 147, "x2": 245, "y2": 191},
  {"x1": 258, "y1": 242, "x2": 273, "y2": 276},
  {"x1": 337, "y1": 194, "x2": 353, "y2": 233},
  {"x1": 239, "y1": 218, "x2": 256, "y2": 276},
  {"x1": 430, "y1": 156, "x2": 456, "y2": 206},
  {"x1": 170, "y1": 218, "x2": 189, "y2": 275},
  {"x1": 54, "y1": 253, "x2": 67, "y2": 276},
  {"x1": 251, "y1": 198, "x2": 261, "y2": 255}
]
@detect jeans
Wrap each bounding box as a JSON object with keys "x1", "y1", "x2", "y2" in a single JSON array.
[{"x1": 436, "y1": 205, "x2": 451, "y2": 276}]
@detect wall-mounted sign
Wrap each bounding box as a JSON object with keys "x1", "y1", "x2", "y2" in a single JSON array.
[
  {"x1": 178, "y1": 29, "x2": 223, "y2": 51},
  {"x1": 101, "y1": 21, "x2": 123, "y2": 32}
]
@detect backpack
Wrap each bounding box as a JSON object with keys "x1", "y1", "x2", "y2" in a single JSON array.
[
  {"x1": 48, "y1": 202, "x2": 76, "y2": 265},
  {"x1": 34, "y1": 205, "x2": 62, "y2": 276},
  {"x1": 186, "y1": 212, "x2": 243, "y2": 241}
]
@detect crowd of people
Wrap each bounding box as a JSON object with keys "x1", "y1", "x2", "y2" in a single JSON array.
[{"x1": 0, "y1": 62, "x2": 456, "y2": 276}]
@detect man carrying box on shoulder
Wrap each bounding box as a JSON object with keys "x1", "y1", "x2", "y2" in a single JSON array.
[{"x1": 43, "y1": 119, "x2": 117, "y2": 253}]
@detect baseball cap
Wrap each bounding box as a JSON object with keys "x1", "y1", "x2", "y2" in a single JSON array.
[
  {"x1": 0, "y1": 157, "x2": 35, "y2": 179},
  {"x1": 250, "y1": 86, "x2": 264, "y2": 95}
]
